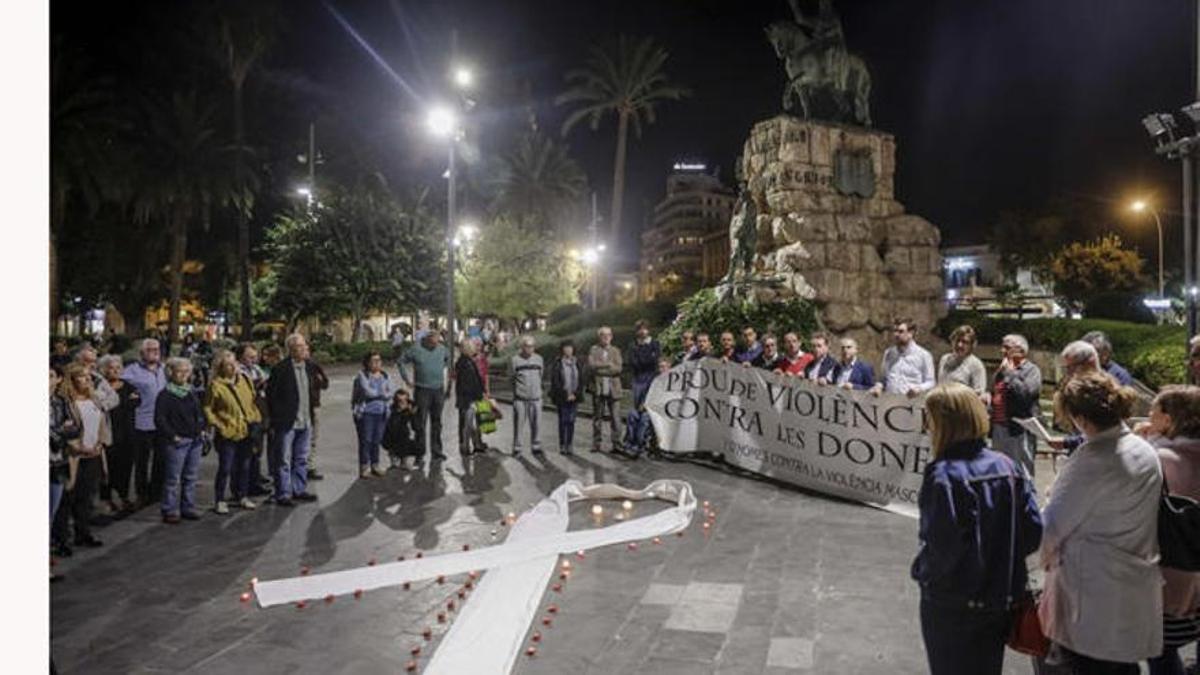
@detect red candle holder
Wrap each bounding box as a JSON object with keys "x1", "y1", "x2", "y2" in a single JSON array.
[
  {"x1": 324, "y1": 594, "x2": 335, "y2": 604},
  {"x1": 353, "y1": 589, "x2": 364, "y2": 599}
]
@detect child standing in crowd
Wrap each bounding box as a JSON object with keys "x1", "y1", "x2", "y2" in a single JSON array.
[
  {"x1": 155, "y1": 358, "x2": 207, "y2": 524},
  {"x1": 382, "y1": 390, "x2": 420, "y2": 470}
]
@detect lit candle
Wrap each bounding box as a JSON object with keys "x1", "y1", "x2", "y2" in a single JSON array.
[
  {"x1": 615, "y1": 513, "x2": 626, "y2": 521},
  {"x1": 591, "y1": 504, "x2": 603, "y2": 516},
  {"x1": 561, "y1": 559, "x2": 572, "y2": 570},
  {"x1": 622, "y1": 500, "x2": 634, "y2": 511}
]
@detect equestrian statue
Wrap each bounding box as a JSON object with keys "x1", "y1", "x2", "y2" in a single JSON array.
[{"x1": 766, "y1": 0, "x2": 872, "y2": 127}]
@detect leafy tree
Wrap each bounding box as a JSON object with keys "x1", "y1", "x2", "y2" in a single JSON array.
[
  {"x1": 988, "y1": 211, "x2": 1066, "y2": 277},
  {"x1": 489, "y1": 131, "x2": 587, "y2": 237},
  {"x1": 456, "y1": 217, "x2": 582, "y2": 322},
  {"x1": 657, "y1": 288, "x2": 819, "y2": 357},
  {"x1": 265, "y1": 184, "x2": 444, "y2": 338},
  {"x1": 1048, "y1": 235, "x2": 1148, "y2": 313},
  {"x1": 557, "y1": 35, "x2": 690, "y2": 245}
]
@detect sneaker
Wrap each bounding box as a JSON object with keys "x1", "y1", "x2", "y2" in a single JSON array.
[
  {"x1": 371, "y1": 465, "x2": 386, "y2": 477},
  {"x1": 561, "y1": 447, "x2": 574, "y2": 456},
  {"x1": 531, "y1": 448, "x2": 545, "y2": 457},
  {"x1": 360, "y1": 467, "x2": 371, "y2": 479},
  {"x1": 239, "y1": 497, "x2": 257, "y2": 510},
  {"x1": 214, "y1": 501, "x2": 229, "y2": 515},
  {"x1": 307, "y1": 469, "x2": 325, "y2": 481},
  {"x1": 274, "y1": 498, "x2": 295, "y2": 507},
  {"x1": 293, "y1": 492, "x2": 318, "y2": 503}
]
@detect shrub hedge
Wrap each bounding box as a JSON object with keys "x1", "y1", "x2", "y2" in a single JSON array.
[
  {"x1": 657, "y1": 288, "x2": 820, "y2": 356},
  {"x1": 936, "y1": 310, "x2": 1186, "y2": 389}
]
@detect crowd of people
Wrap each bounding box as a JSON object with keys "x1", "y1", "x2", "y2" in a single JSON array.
[{"x1": 49, "y1": 316, "x2": 1200, "y2": 674}]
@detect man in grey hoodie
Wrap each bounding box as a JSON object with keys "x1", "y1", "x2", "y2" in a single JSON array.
[{"x1": 509, "y1": 336, "x2": 544, "y2": 457}]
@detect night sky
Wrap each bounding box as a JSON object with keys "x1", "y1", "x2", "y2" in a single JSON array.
[{"x1": 55, "y1": 0, "x2": 1197, "y2": 266}]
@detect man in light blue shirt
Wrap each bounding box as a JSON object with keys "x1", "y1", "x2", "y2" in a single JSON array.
[
  {"x1": 123, "y1": 339, "x2": 167, "y2": 504},
  {"x1": 872, "y1": 317, "x2": 935, "y2": 398}
]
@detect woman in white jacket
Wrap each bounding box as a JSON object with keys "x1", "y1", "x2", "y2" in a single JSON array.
[{"x1": 1039, "y1": 372, "x2": 1162, "y2": 673}]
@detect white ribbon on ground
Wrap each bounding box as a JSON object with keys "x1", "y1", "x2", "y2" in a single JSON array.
[{"x1": 254, "y1": 479, "x2": 697, "y2": 675}]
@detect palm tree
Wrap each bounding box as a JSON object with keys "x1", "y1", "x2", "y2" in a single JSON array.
[
  {"x1": 50, "y1": 42, "x2": 121, "y2": 328},
  {"x1": 132, "y1": 92, "x2": 240, "y2": 344},
  {"x1": 211, "y1": 2, "x2": 275, "y2": 340},
  {"x1": 556, "y1": 35, "x2": 690, "y2": 244},
  {"x1": 490, "y1": 131, "x2": 587, "y2": 237}
]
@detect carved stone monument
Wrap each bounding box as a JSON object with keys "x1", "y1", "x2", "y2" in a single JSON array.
[{"x1": 718, "y1": 0, "x2": 945, "y2": 359}]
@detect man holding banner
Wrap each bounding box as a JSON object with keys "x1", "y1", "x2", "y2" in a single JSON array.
[{"x1": 872, "y1": 318, "x2": 935, "y2": 398}]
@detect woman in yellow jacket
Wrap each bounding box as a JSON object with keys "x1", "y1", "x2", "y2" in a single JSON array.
[{"x1": 204, "y1": 351, "x2": 263, "y2": 514}]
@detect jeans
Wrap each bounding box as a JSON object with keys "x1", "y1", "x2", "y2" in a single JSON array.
[
  {"x1": 214, "y1": 437, "x2": 254, "y2": 503},
  {"x1": 134, "y1": 429, "x2": 164, "y2": 503},
  {"x1": 592, "y1": 394, "x2": 622, "y2": 451},
  {"x1": 457, "y1": 405, "x2": 480, "y2": 454},
  {"x1": 309, "y1": 408, "x2": 321, "y2": 470},
  {"x1": 512, "y1": 399, "x2": 541, "y2": 453},
  {"x1": 414, "y1": 386, "x2": 445, "y2": 458},
  {"x1": 557, "y1": 401, "x2": 578, "y2": 450},
  {"x1": 919, "y1": 597, "x2": 1009, "y2": 675},
  {"x1": 269, "y1": 426, "x2": 311, "y2": 500},
  {"x1": 355, "y1": 412, "x2": 387, "y2": 467},
  {"x1": 624, "y1": 409, "x2": 652, "y2": 455},
  {"x1": 50, "y1": 478, "x2": 64, "y2": 543},
  {"x1": 161, "y1": 438, "x2": 203, "y2": 517},
  {"x1": 631, "y1": 377, "x2": 653, "y2": 409}
]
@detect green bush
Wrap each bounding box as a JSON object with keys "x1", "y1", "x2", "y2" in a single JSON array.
[
  {"x1": 1132, "y1": 343, "x2": 1187, "y2": 389},
  {"x1": 547, "y1": 301, "x2": 677, "y2": 337},
  {"x1": 657, "y1": 288, "x2": 820, "y2": 357},
  {"x1": 937, "y1": 310, "x2": 1186, "y2": 389}
]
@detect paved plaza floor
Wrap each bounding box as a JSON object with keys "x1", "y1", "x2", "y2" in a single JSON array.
[{"x1": 50, "y1": 366, "x2": 1038, "y2": 674}]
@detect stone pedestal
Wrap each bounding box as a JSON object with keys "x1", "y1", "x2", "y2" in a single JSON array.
[{"x1": 741, "y1": 115, "x2": 945, "y2": 359}]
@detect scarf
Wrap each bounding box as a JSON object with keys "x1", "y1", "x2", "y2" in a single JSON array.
[{"x1": 167, "y1": 382, "x2": 191, "y2": 398}]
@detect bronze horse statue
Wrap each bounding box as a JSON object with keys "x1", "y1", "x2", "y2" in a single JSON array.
[{"x1": 766, "y1": 10, "x2": 872, "y2": 127}]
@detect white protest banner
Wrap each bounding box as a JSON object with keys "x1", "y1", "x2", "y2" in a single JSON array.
[{"x1": 645, "y1": 359, "x2": 930, "y2": 517}]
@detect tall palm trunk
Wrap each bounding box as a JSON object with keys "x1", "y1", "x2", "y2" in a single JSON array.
[
  {"x1": 167, "y1": 205, "x2": 188, "y2": 345},
  {"x1": 604, "y1": 109, "x2": 631, "y2": 306},
  {"x1": 233, "y1": 83, "x2": 253, "y2": 339}
]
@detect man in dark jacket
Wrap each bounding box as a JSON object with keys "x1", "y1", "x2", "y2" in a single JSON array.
[
  {"x1": 264, "y1": 334, "x2": 322, "y2": 506},
  {"x1": 625, "y1": 321, "x2": 661, "y2": 457},
  {"x1": 750, "y1": 334, "x2": 783, "y2": 370},
  {"x1": 549, "y1": 341, "x2": 586, "y2": 455},
  {"x1": 830, "y1": 338, "x2": 875, "y2": 390},
  {"x1": 803, "y1": 332, "x2": 837, "y2": 381}
]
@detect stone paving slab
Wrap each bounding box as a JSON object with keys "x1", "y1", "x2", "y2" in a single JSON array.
[{"x1": 50, "y1": 367, "x2": 1037, "y2": 674}]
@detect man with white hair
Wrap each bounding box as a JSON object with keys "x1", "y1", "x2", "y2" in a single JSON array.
[
  {"x1": 509, "y1": 335, "x2": 545, "y2": 457},
  {"x1": 123, "y1": 339, "x2": 167, "y2": 506},
  {"x1": 1060, "y1": 340, "x2": 1100, "y2": 377},
  {"x1": 588, "y1": 326, "x2": 624, "y2": 453},
  {"x1": 264, "y1": 334, "x2": 322, "y2": 506},
  {"x1": 989, "y1": 333, "x2": 1042, "y2": 477}
]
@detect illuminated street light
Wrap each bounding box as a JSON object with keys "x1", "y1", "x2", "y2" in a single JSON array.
[
  {"x1": 295, "y1": 187, "x2": 311, "y2": 197},
  {"x1": 453, "y1": 66, "x2": 473, "y2": 89},
  {"x1": 426, "y1": 106, "x2": 458, "y2": 138},
  {"x1": 1129, "y1": 198, "x2": 1164, "y2": 298}
]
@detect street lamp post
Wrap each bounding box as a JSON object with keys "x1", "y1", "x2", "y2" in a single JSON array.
[{"x1": 1131, "y1": 200, "x2": 1165, "y2": 297}]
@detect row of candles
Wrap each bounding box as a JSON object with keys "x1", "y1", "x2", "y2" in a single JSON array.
[{"x1": 239, "y1": 497, "x2": 718, "y2": 672}]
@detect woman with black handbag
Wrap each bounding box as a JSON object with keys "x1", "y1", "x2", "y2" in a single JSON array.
[
  {"x1": 1138, "y1": 385, "x2": 1200, "y2": 675},
  {"x1": 911, "y1": 383, "x2": 1043, "y2": 674}
]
